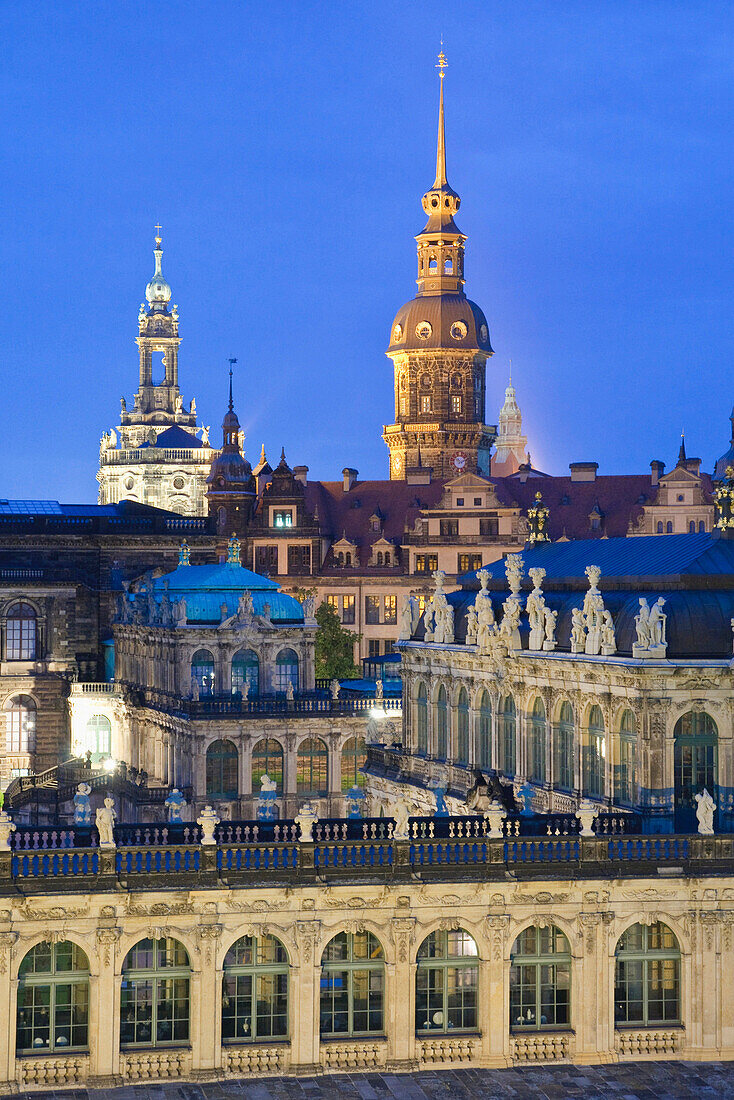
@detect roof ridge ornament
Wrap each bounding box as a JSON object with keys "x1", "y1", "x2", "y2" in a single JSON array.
[{"x1": 226, "y1": 533, "x2": 241, "y2": 565}]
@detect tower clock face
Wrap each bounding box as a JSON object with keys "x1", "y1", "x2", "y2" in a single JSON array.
[{"x1": 452, "y1": 451, "x2": 468, "y2": 471}]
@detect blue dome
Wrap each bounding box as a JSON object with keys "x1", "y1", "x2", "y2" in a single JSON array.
[{"x1": 149, "y1": 562, "x2": 304, "y2": 624}]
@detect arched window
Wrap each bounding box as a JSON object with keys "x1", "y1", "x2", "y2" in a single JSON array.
[
  {"x1": 341, "y1": 736, "x2": 367, "y2": 790},
  {"x1": 275, "y1": 648, "x2": 299, "y2": 694},
  {"x1": 688, "y1": 520, "x2": 695, "y2": 533},
  {"x1": 615, "y1": 922, "x2": 680, "y2": 1027},
  {"x1": 16, "y1": 941, "x2": 89, "y2": 1053},
  {"x1": 699, "y1": 520, "x2": 706, "y2": 533},
  {"x1": 499, "y1": 696, "x2": 516, "y2": 777},
  {"x1": 337, "y1": 552, "x2": 344, "y2": 566},
  {"x1": 345, "y1": 552, "x2": 352, "y2": 566},
  {"x1": 320, "y1": 931, "x2": 384, "y2": 1037},
  {"x1": 657, "y1": 521, "x2": 663, "y2": 533},
  {"x1": 6, "y1": 602, "x2": 37, "y2": 660},
  {"x1": 477, "y1": 691, "x2": 492, "y2": 770},
  {"x1": 554, "y1": 702, "x2": 574, "y2": 792},
  {"x1": 666, "y1": 521, "x2": 673, "y2": 533},
  {"x1": 674, "y1": 710, "x2": 717, "y2": 830},
  {"x1": 222, "y1": 934, "x2": 289, "y2": 1043},
  {"x1": 529, "y1": 698, "x2": 546, "y2": 784},
  {"x1": 206, "y1": 739, "x2": 239, "y2": 799},
  {"x1": 120, "y1": 938, "x2": 190, "y2": 1048},
  {"x1": 615, "y1": 709, "x2": 637, "y2": 807},
  {"x1": 584, "y1": 705, "x2": 605, "y2": 798},
  {"x1": 5, "y1": 695, "x2": 36, "y2": 753},
  {"x1": 376, "y1": 552, "x2": 383, "y2": 566},
  {"x1": 231, "y1": 649, "x2": 259, "y2": 696},
  {"x1": 416, "y1": 682, "x2": 428, "y2": 754},
  {"x1": 444, "y1": 258, "x2": 453, "y2": 274},
  {"x1": 510, "y1": 925, "x2": 571, "y2": 1031},
  {"x1": 251, "y1": 738, "x2": 283, "y2": 795},
  {"x1": 85, "y1": 715, "x2": 111, "y2": 761},
  {"x1": 297, "y1": 737, "x2": 328, "y2": 797},
  {"x1": 191, "y1": 649, "x2": 215, "y2": 696},
  {"x1": 416, "y1": 929, "x2": 478, "y2": 1034},
  {"x1": 428, "y1": 256, "x2": 438, "y2": 272},
  {"x1": 456, "y1": 688, "x2": 469, "y2": 765},
  {"x1": 384, "y1": 552, "x2": 391, "y2": 566},
  {"x1": 436, "y1": 686, "x2": 448, "y2": 759}
]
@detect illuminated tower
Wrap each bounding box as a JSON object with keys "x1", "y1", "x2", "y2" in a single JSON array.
[
  {"x1": 383, "y1": 53, "x2": 495, "y2": 479},
  {"x1": 97, "y1": 230, "x2": 214, "y2": 514},
  {"x1": 491, "y1": 375, "x2": 529, "y2": 476}
]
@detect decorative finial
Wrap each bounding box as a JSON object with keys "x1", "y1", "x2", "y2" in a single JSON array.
[
  {"x1": 259, "y1": 443, "x2": 266, "y2": 464},
  {"x1": 154, "y1": 222, "x2": 163, "y2": 248},
  {"x1": 226, "y1": 533, "x2": 241, "y2": 565},
  {"x1": 228, "y1": 357, "x2": 237, "y2": 412},
  {"x1": 509, "y1": 358, "x2": 513, "y2": 386},
  {"x1": 436, "y1": 42, "x2": 448, "y2": 78}
]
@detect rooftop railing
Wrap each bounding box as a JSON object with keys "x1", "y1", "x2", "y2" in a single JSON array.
[{"x1": 3, "y1": 815, "x2": 730, "y2": 890}]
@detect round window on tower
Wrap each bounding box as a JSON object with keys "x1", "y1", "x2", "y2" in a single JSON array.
[
  {"x1": 415, "y1": 321, "x2": 432, "y2": 341},
  {"x1": 479, "y1": 324, "x2": 488, "y2": 343},
  {"x1": 392, "y1": 323, "x2": 403, "y2": 343},
  {"x1": 173, "y1": 476, "x2": 185, "y2": 490},
  {"x1": 450, "y1": 321, "x2": 467, "y2": 341},
  {"x1": 124, "y1": 477, "x2": 134, "y2": 491}
]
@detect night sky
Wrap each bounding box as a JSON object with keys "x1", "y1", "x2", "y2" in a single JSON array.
[{"x1": 2, "y1": 2, "x2": 732, "y2": 501}]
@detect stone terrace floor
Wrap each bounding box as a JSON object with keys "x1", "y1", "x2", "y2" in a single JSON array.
[{"x1": 9, "y1": 1063, "x2": 734, "y2": 1100}]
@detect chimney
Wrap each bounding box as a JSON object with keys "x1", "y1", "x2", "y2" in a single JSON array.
[
  {"x1": 569, "y1": 462, "x2": 598, "y2": 483},
  {"x1": 685, "y1": 458, "x2": 701, "y2": 476},
  {"x1": 293, "y1": 465, "x2": 309, "y2": 486},
  {"x1": 650, "y1": 459, "x2": 665, "y2": 487},
  {"x1": 342, "y1": 467, "x2": 358, "y2": 492}
]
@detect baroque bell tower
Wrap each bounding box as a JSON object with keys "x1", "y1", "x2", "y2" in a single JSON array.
[{"x1": 383, "y1": 54, "x2": 496, "y2": 479}]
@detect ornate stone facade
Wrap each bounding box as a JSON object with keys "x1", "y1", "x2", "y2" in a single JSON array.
[{"x1": 1, "y1": 859, "x2": 733, "y2": 1086}]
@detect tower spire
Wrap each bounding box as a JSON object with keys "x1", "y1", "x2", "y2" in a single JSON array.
[
  {"x1": 228, "y1": 358, "x2": 237, "y2": 413},
  {"x1": 434, "y1": 47, "x2": 448, "y2": 188}
]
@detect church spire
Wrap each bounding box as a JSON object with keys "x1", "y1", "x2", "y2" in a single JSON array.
[{"x1": 145, "y1": 225, "x2": 172, "y2": 307}]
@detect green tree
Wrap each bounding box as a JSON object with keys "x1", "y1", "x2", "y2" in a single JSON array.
[{"x1": 314, "y1": 600, "x2": 361, "y2": 681}]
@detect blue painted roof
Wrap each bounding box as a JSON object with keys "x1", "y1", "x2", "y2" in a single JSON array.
[
  {"x1": 148, "y1": 561, "x2": 304, "y2": 623},
  {"x1": 461, "y1": 532, "x2": 734, "y2": 584}
]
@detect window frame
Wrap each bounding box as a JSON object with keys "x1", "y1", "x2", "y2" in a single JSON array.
[
  {"x1": 510, "y1": 925, "x2": 571, "y2": 1032},
  {"x1": 6, "y1": 602, "x2": 37, "y2": 661},
  {"x1": 16, "y1": 941, "x2": 90, "y2": 1054},
  {"x1": 120, "y1": 938, "x2": 191, "y2": 1049},
  {"x1": 222, "y1": 934, "x2": 289, "y2": 1044},
  {"x1": 320, "y1": 931, "x2": 385, "y2": 1039},
  {"x1": 614, "y1": 922, "x2": 681, "y2": 1028},
  {"x1": 415, "y1": 929, "x2": 479, "y2": 1035}
]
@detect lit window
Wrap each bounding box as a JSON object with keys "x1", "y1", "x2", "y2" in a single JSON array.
[
  {"x1": 342, "y1": 595, "x2": 355, "y2": 624},
  {"x1": 273, "y1": 511, "x2": 293, "y2": 528},
  {"x1": 384, "y1": 595, "x2": 397, "y2": 624},
  {"x1": 421, "y1": 396, "x2": 432, "y2": 413},
  {"x1": 5, "y1": 695, "x2": 36, "y2": 753},
  {"x1": 451, "y1": 395, "x2": 462, "y2": 415}
]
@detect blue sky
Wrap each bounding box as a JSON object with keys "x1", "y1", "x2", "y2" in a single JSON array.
[{"x1": 1, "y1": 1, "x2": 732, "y2": 499}]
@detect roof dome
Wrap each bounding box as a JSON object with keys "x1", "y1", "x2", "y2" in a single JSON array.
[
  {"x1": 149, "y1": 557, "x2": 304, "y2": 624},
  {"x1": 145, "y1": 236, "x2": 172, "y2": 305},
  {"x1": 388, "y1": 294, "x2": 492, "y2": 354}
]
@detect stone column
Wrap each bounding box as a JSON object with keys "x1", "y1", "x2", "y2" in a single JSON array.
[
  {"x1": 290, "y1": 921, "x2": 321, "y2": 1073},
  {"x1": 486, "y1": 916, "x2": 509, "y2": 1065},
  {"x1": 90, "y1": 928, "x2": 122, "y2": 1083},
  {"x1": 575, "y1": 912, "x2": 613, "y2": 1064},
  {"x1": 0, "y1": 930, "x2": 18, "y2": 1088},
  {"x1": 193, "y1": 925, "x2": 222, "y2": 1073},
  {"x1": 388, "y1": 915, "x2": 416, "y2": 1068}
]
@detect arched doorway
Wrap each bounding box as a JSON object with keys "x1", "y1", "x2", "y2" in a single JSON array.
[{"x1": 673, "y1": 711, "x2": 717, "y2": 831}]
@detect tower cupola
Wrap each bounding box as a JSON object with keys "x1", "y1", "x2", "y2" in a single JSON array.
[{"x1": 145, "y1": 227, "x2": 172, "y2": 306}]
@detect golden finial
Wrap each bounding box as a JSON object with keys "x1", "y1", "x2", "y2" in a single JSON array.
[
  {"x1": 154, "y1": 222, "x2": 163, "y2": 248},
  {"x1": 436, "y1": 40, "x2": 448, "y2": 78}
]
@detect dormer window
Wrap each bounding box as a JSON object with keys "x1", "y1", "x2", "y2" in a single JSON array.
[{"x1": 273, "y1": 510, "x2": 293, "y2": 528}]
